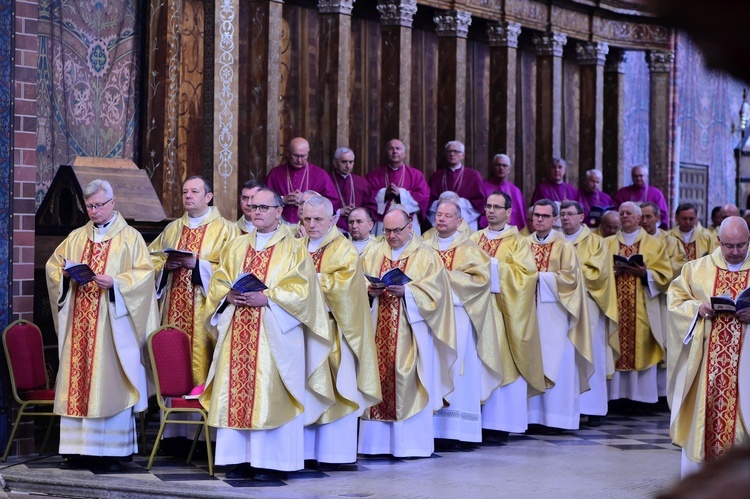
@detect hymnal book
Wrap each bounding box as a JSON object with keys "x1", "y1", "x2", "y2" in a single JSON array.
[
  {"x1": 710, "y1": 288, "x2": 750, "y2": 313},
  {"x1": 231, "y1": 272, "x2": 268, "y2": 293},
  {"x1": 64, "y1": 260, "x2": 96, "y2": 285},
  {"x1": 613, "y1": 254, "x2": 645, "y2": 267},
  {"x1": 150, "y1": 247, "x2": 197, "y2": 259},
  {"x1": 365, "y1": 268, "x2": 412, "y2": 286}
]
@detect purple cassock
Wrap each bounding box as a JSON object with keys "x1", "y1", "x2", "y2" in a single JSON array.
[
  {"x1": 613, "y1": 185, "x2": 669, "y2": 227},
  {"x1": 329, "y1": 171, "x2": 377, "y2": 231},
  {"x1": 266, "y1": 162, "x2": 341, "y2": 224},
  {"x1": 481, "y1": 179, "x2": 527, "y2": 229},
  {"x1": 531, "y1": 181, "x2": 583, "y2": 205},
  {"x1": 580, "y1": 190, "x2": 614, "y2": 214},
  {"x1": 365, "y1": 164, "x2": 430, "y2": 221},
  {"x1": 428, "y1": 166, "x2": 486, "y2": 214}
]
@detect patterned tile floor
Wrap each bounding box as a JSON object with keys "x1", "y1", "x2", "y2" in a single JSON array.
[{"x1": 1, "y1": 408, "x2": 681, "y2": 498}]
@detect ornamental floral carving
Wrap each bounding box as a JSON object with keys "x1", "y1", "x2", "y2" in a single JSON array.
[
  {"x1": 487, "y1": 22, "x2": 521, "y2": 48},
  {"x1": 433, "y1": 10, "x2": 472, "y2": 38},
  {"x1": 318, "y1": 0, "x2": 355, "y2": 15},
  {"x1": 647, "y1": 50, "x2": 674, "y2": 72},
  {"x1": 576, "y1": 42, "x2": 609, "y2": 65},
  {"x1": 533, "y1": 32, "x2": 567, "y2": 57},
  {"x1": 377, "y1": 0, "x2": 417, "y2": 27}
]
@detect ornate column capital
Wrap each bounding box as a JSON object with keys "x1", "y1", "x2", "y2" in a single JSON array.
[
  {"x1": 576, "y1": 42, "x2": 609, "y2": 65},
  {"x1": 533, "y1": 31, "x2": 567, "y2": 57},
  {"x1": 318, "y1": 0, "x2": 354, "y2": 15},
  {"x1": 433, "y1": 10, "x2": 472, "y2": 38},
  {"x1": 487, "y1": 21, "x2": 521, "y2": 48},
  {"x1": 377, "y1": 0, "x2": 417, "y2": 27},
  {"x1": 647, "y1": 50, "x2": 675, "y2": 73},
  {"x1": 605, "y1": 49, "x2": 628, "y2": 73}
]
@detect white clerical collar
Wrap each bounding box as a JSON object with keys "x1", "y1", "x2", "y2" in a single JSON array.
[
  {"x1": 486, "y1": 225, "x2": 507, "y2": 239},
  {"x1": 680, "y1": 228, "x2": 694, "y2": 243},
  {"x1": 94, "y1": 214, "x2": 116, "y2": 230},
  {"x1": 535, "y1": 230, "x2": 554, "y2": 243},
  {"x1": 726, "y1": 253, "x2": 750, "y2": 272},
  {"x1": 564, "y1": 225, "x2": 584, "y2": 242},
  {"x1": 437, "y1": 231, "x2": 459, "y2": 251},
  {"x1": 352, "y1": 237, "x2": 370, "y2": 254},
  {"x1": 188, "y1": 207, "x2": 211, "y2": 228},
  {"x1": 388, "y1": 164, "x2": 403, "y2": 171},
  {"x1": 621, "y1": 228, "x2": 639, "y2": 246},
  {"x1": 449, "y1": 164, "x2": 463, "y2": 172},
  {"x1": 244, "y1": 218, "x2": 254, "y2": 232},
  {"x1": 307, "y1": 227, "x2": 333, "y2": 252},
  {"x1": 255, "y1": 226, "x2": 278, "y2": 250},
  {"x1": 390, "y1": 235, "x2": 412, "y2": 260},
  {"x1": 336, "y1": 171, "x2": 350, "y2": 179}
]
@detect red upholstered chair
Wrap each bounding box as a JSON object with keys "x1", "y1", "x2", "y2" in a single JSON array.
[
  {"x1": 1, "y1": 320, "x2": 57, "y2": 462},
  {"x1": 147, "y1": 326, "x2": 213, "y2": 475}
]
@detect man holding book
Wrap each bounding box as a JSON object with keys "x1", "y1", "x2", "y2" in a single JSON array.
[
  {"x1": 46, "y1": 179, "x2": 159, "y2": 471},
  {"x1": 201, "y1": 188, "x2": 334, "y2": 480},
  {"x1": 358, "y1": 207, "x2": 456, "y2": 458},
  {"x1": 667, "y1": 216, "x2": 750, "y2": 477},
  {"x1": 604, "y1": 201, "x2": 672, "y2": 404}
]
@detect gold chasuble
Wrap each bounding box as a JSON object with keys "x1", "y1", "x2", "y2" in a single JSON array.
[
  {"x1": 570, "y1": 226, "x2": 620, "y2": 365},
  {"x1": 668, "y1": 226, "x2": 718, "y2": 264},
  {"x1": 655, "y1": 228, "x2": 688, "y2": 280},
  {"x1": 470, "y1": 227, "x2": 546, "y2": 394},
  {"x1": 305, "y1": 228, "x2": 382, "y2": 424},
  {"x1": 605, "y1": 229, "x2": 672, "y2": 372},
  {"x1": 46, "y1": 213, "x2": 160, "y2": 418},
  {"x1": 149, "y1": 208, "x2": 239, "y2": 384},
  {"x1": 426, "y1": 230, "x2": 504, "y2": 399},
  {"x1": 360, "y1": 236, "x2": 456, "y2": 422},
  {"x1": 667, "y1": 250, "x2": 750, "y2": 464},
  {"x1": 202, "y1": 228, "x2": 334, "y2": 429}
]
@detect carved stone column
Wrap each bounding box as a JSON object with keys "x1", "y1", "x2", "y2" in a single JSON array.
[
  {"x1": 378, "y1": 0, "x2": 417, "y2": 161},
  {"x1": 603, "y1": 50, "x2": 627, "y2": 193},
  {"x1": 577, "y1": 42, "x2": 608, "y2": 179},
  {"x1": 647, "y1": 49, "x2": 675, "y2": 204},
  {"x1": 533, "y1": 32, "x2": 567, "y2": 182},
  {"x1": 487, "y1": 21, "x2": 521, "y2": 178},
  {"x1": 318, "y1": 0, "x2": 354, "y2": 168},
  {"x1": 434, "y1": 10, "x2": 471, "y2": 163}
]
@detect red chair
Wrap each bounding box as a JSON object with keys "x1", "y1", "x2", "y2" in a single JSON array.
[
  {"x1": 147, "y1": 326, "x2": 213, "y2": 475},
  {"x1": 1, "y1": 320, "x2": 57, "y2": 462}
]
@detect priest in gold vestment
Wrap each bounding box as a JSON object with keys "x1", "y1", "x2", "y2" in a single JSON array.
[
  {"x1": 605, "y1": 202, "x2": 672, "y2": 403},
  {"x1": 201, "y1": 188, "x2": 334, "y2": 480},
  {"x1": 426, "y1": 200, "x2": 503, "y2": 446},
  {"x1": 300, "y1": 196, "x2": 381, "y2": 468},
  {"x1": 667, "y1": 217, "x2": 750, "y2": 477},
  {"x1": 236, "y1": 179, "x2": 265, "y2": 234},
  {"x1": 149, "y1": 176, "x2": 238, "y2": 386},
  {"x1": 347, "y1": 207, "x2": 379, "y2": 255},
  {"x1": 526, "y1": 199, "x2": 593, "y2": 430},
  {"x1": 561, "y1": 201, "x2": 619, "y2": 423},
  {"x1": 46, "y1": 180, "x2": 159, "y2": 470},
  {"x1": 470, "y1": 192, "x2": 546, "y2": 441},
  {"x1": 669, "y1": 202, "x2": 718, "y2": 265},
  {"x1": 359, "y1": 208, "x2": 456, "y2": 458}
]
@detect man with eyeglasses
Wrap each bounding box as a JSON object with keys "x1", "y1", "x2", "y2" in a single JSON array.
[
  {"x1": 424, "y1": 200, "x2": 503, "y2": 449},
  {"x1": 201, "y1": 188, "x2": 333, "y2": 481},
  {"x1": 299, "y1": 196, "x2": 381, "y2": 470},
  {"x1": 668, "y1": 216, "x2": 750, "y2": 477},
  {"x1": 328, "y1": 147, "x2": 376, "y2": 233},
  {"x1": 531, "y1": 157, "x2": 583, "y2": 206},
  {"x1": 560, "y1": 201, "x2": 619, "y2": 426},
  {"x1": 427, "y1": 141, "x2": 485, "y2": 230},
  {"x1": 347, "y1": 207, "x2": 378, "y2": 254},
  {"x1": 266, "y1": 137, "x2": 341, "y2": 225},
  {"x1": 46, "y1": 179, "x2": 159, "y2": 471},
  {"x1": 236, "y1": 179, "x2": 266, "y2": 233},
  {"x1": 525, "y1": 199, "x2": 592, "y2": 432},
  {"x1": 469, "y1": 192, "x2": 545, "y2": 443},
  {"x1": 149, "y1": 176, "x2": 238, "y2": 388},
  {"x1": 604, "y1": 201, "x2": 672, "y2": 406},
  {"x1": 359, "y1": 207, "x2": 456, "y2": 458},
  {"x1": 366, "y1": 139, "x2": 430, "y2": 235},
  {"x1": 481, "y1": 154, "x2": 527, "y2": 229}
]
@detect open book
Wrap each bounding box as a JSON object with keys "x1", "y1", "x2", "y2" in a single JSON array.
[
  {"x1": 231, "y1": 272, "x2": 268, "y2": 293},
  {"x1": 64, "y1": 260, "x2": 96, "y2": 285},
  {"x1": 710, "y1": 288, "x2": 750, "y2": 313},
  {"x1": 150, "y1": 247, "x2": 197, "y2": 259},
  {"x1": 365, "y1": 268, "x2": 412, "y2": 286},
  {"x1": 613, "y1": 254, "x2": 644, "y2": 267}
]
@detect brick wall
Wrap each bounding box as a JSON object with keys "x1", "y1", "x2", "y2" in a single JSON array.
[{"x1": 13, "y1": 0, "x2": 38, "y2": 321}]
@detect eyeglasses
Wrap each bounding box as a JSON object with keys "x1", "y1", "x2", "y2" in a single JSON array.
[
  {"x1": 485, "y1": 204, "x2": 507, "y2": 211},
  {"x1": 532, "y1": 213, "x2": 553, "y2": 220},
  {"x1": 720, "y1": 242, "x2": 749, "y2": 251},
  {"x1": 85, "y1": 199, "x2": 113, "y2": 211},
  {"x1": 383, "y1": 223, "x2": 410, "y2": 235},
  {"x1": 445, "y1": 150, "x2": 462, "y2": 155},
  {"x1": 249, "y1": 204, "x2": 280, "y2": 212}
]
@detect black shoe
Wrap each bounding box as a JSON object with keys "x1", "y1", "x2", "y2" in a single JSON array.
[
  {"x1": 225, "y1": 462, "x2": 255, "y2": 479},
  {"x1": 482, "y1": 429, "x2": 509, "y2": 444},
  {"x1": 59, "y1": 456, "x2": 89, "y2": 470},
  {"x1": 434, "y1": 438, "x2": 461, "y2": 451},
  {"x1": 586, "y1": 415, "x2": 604, "y2": 428},
  {"x1": 253, "y1": 468, "x2": 287, "y2": 481},
  {"x1": 97, "y1": 457, "x2": 122, "y2": 472},
  {"x1": 317, "y1": 462, "x2": 344, "y2": 471}
]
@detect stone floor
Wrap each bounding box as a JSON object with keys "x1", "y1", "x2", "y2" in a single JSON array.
[{"x1": 0, "y1": 409, "x2": 681, "y2": 499}]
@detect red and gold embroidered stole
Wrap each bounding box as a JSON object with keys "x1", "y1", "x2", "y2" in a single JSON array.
[
  {"x1": 681, "y1": 240, "x2": 697, "y2": 261},
  {"x1": 615, "y1": 241, "x2": 640, "y2": 370},
  {"x1": 370, "y1": 256, "x2": 409, "y2": 421},
  {"x1": 226, "y1": 244, "x2": 275, "y2": 428},
  {"x1": 704, "y1": 268, "x2": 749, "y2": 461},
  {"x1": 438, "y1": 248, "x2": 456, "y2": 271},
  {"x1": 310, "y1": 246, "x2": 325, "y2": 272},
  {"x1": 166, "y1": 225, "x2": 208, "y2": 341},
  {"x1": 530, "y1": 242, "x2": 553, "y2": 272},
  {"x1": 477, "y1": 233, "x2": 504, "y2": 257},
  {"x1": 68, "y1": 239, "x2": 112, "y2": 416}
]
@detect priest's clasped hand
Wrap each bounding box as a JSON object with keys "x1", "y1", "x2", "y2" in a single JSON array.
[{"x1": 228, "y1": 289, "x2": 268, "y2": 307}]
